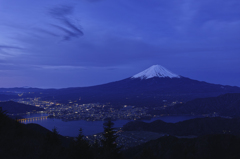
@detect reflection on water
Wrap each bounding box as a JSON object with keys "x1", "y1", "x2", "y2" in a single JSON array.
[{"x1": 21, "y1": 114, "x2": 201, "y2": 137}]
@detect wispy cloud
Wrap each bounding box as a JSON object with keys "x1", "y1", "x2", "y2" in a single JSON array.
[
  {"x1": 61, "y1": 18, "x2": 83, "y2": 35},
  {"x1": 85, "y1": 0, "x2": 103, "y2": 2},
  {"x1": 49, "y1": 5, "x2": 74, "y2": 18},
  {"x1": 34, "y1": 28, "x2": 60, "y2": 37},
  {"x1": 50, "y1": 24, "x2": 80, "y2": 40},
  {"x1": 47, "y1": 5, "x2": 84, "y2": 41},
  {"x1": 36, "y1": 65, "x2": 87, "y2": 70},
  {"x1": 33, "y1": 64, "x2": 122, "y2": 71},
  {"x1": 0, "y1": 45, "x2": 23, "y2": 50},
  {"x1": 0, "y1": 45, "x2": 24, "y2": 58}
]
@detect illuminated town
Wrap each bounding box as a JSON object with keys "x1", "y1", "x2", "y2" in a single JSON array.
[{"x1": 13, "y1": 97, "x2": 162, "y2": 121}]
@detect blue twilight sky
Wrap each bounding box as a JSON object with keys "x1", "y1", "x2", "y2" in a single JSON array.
[{"x1": 0, "y1": 0, "x2": 240, "y2": 88}]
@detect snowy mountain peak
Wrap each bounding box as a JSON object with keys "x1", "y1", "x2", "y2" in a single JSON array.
[{"x1": 131, "y1": 65, "x2": 180, "y2": 79}]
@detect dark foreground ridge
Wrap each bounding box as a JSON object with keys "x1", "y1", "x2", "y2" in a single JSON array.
[
  {"x1": 2, "y1": 106, "x2": 240, "y2": 159},
  {"x1": 0, "y1": 108, "x2": 122, "y2": 159},
  {"x1": 122, "y1": 117, "x2": 240, "y2": 136},
  {"x1": 123, "y1": 134, "x2": 240, "y2": 159}
]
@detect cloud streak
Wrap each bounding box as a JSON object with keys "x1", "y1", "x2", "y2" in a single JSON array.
[
  {"x1": 47, "y1": 5, "x2": 84, "y2": 41},
  {"x1": 85, "y1": 0, "x2": 103, "y2": 2},
  {"x1": 0, "y1": 45, "x2": 23, "y2": 50},
  {"x1": 49, "y1": 5, "x2": 74, "y2": 18},
  {"x1": 61, "y1": 18, "x2": 83, "y2": 35},
  {"x1": 1, "y1": 0, "x2": 240, "y2": 88},
  {"x1": 50, "y1": 23, "x2": 83, "y2": 41},
  {"x1": 34, "y1": 28, "x2": 60, "y2": 37},
  {"x1": 0, "y1": 45, "x2": 24, "y2": 58}
]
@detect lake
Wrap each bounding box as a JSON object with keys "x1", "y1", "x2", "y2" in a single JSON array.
[{"x1": 21, "y1": 113, "x2": 202, "y2": 137}]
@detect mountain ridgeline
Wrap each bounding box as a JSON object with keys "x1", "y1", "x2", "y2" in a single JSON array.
[
  {"x1": 1, "y1": 65, "x2": 240, "y2": 108},
  {"x1": 38, "y1": 65, "x2": 240, "y2": 107}
]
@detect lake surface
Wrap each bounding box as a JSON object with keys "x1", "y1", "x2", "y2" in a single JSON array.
[{"x1": 21, "y1": 114, "x2": 202, "y2": 137}]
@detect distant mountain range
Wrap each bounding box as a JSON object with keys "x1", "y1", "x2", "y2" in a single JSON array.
[
  {"x1": 40, "y1": 65, "x2": 240, "y2": 106},
  {"x1": 1, "y1": 65, "x2": 240, "y2": 107}
]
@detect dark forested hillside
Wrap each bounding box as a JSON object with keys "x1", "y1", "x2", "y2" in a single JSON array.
[
  {"x1": 0, "y1": 94, "x2": 19, "y2": 101},
  {"x1": 1, "y1": 107, "x2": 240, "y2": 159},
  {"x1": 0, "y1": 101, "x2": 44, "y2": 114},
  {"x1": 123, "y1": 134, "x2": 240, "y2": 159},
  {"x1": 0, "y1": 107, "x2": 67, "y2": 159},
  {"x1": 0, "y1": 108, "x2": 120, "y2": 159},
  {"x1": 122, "y1": 117, "x2": 240, "y2": 136},
  {"x1": 156, "y1": 93, "x2": 240, "y2": 117}
]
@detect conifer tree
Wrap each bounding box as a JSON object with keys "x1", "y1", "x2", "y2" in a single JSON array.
[
  {"x1": 49, "y1": 127, "x2": 62, "y2": 146},
  {"x1": 101, "y1": 119, "x2": 122, "y2": 159},
  {"x1": 76, "y1": 128, "x2": 85, "y2": 143},
  {"x1": 76, "y1": 128, "x2": 91, "y2": 156},
  {"x1": 0, "y1": 107, "x2": 6, "y2": 118},
  {"x1": 0, "y1": 107, "x2": 7, "y2": 131},
  {"x1": 69, "y1": 128, "x2": 93, "y2": 159},
  {"x1": 41, "y1": 127, "x2": 63, "y2": 159}
]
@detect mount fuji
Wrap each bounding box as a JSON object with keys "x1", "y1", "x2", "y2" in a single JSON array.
[
  {"x1": 38, "y1": 65, "x2": 240, "y2": 107},
  {"x1": 131, "y1": 65, "x2": 180, "y2": 79}
]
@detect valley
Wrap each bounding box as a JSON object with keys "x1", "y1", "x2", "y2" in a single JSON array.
[{"x1": 1, "y1": 65, "x2": 240, "y2": 158}]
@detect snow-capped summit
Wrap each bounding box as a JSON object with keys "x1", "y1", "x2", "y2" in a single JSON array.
[{"x1": 131, "y1": 65, "x2": 180, "y2": 79}]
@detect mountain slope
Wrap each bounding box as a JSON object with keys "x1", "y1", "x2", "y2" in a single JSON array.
[
  {"x1": 122, "y1": 117, "x2": 240, "y2": 136},
  {"x1": 123, "y1": 134, "x2": 240, "y2": 159},
  {"x1": 38, "y1": 65, "x2": 240, "y2": 107},
  {"x1": 156, "y1": 93, "x2": 240, "y2": 117},
  {"x1": 0, "y1": 101, "x2": 44, "y2": 114}
]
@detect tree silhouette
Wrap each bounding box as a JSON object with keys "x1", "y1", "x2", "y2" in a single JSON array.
[
  {"x1": 101, "y1": 119, "x2": 122, "y2": 159},
  {"x1": 48, "y1": 127, "x2": 62, "y2": 146},
  {"x1": 76, "y1": 128, "x2": 84, "y2": 143},
  {"x1": 0, "y1": 107, "x2": 6, "y2": 117},
  {"x1": 0, "y1": 107, "x2": 7, "y2": 131},
  {"x1": 41, "y1": 127, "x2": 63, "y2": 159},
  {"x1": 68, "y1": 128, "x2": 93, "y2": 159},
  {"x1": 76, "y1": 128, "x2": 92, "y2": 158}
]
